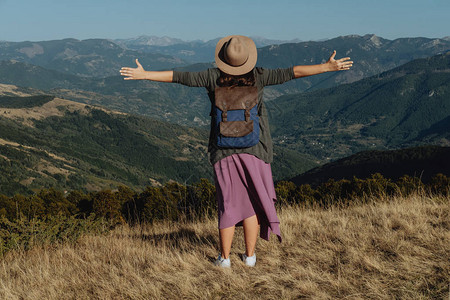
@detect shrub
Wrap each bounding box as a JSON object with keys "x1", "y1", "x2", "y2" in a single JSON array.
[
  {"x1": 428, "y1": 173, "x2": 450, "y2": 196},
  {"x1": 396, "y1": 175, "x2": 425, "y2": 195},
  {"x1": 186, "y1": 178, "x2": 216, "y2": 220},
  {"x1": 0, "y1": 214, "x2": 108, "y2": 256},
  {"x1": 92, "y1": 190, "x2": 123, "y2": 224},
  {"x1": 67, "y1": 190, "x2": 92, "y2": 218},
  {"x1": 37, "y1": 188, "x2": 76, "y2": 217},
  {"x1": 136, "y1": 184, "x2": 179, "y2": 223},
  {"x1": 275, "y1": 181, "x2": 297, "y2": 207}
]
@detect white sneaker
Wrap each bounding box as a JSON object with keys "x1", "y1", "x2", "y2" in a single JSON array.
[
  {"x1": 214, "y1": 254, "x2": 231, "y2": 268},
  {"x1": 242, "y1": 253, "x2": 256, "y2": 267}
]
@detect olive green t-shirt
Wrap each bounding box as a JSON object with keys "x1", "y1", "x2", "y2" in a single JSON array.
[{"x1": 172, "y1": 67, "x2": 295, "y2": 165}]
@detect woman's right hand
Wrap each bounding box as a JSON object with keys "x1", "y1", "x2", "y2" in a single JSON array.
[{"x1": 120, "y1": 59, "x2": 147, "y2": 80}]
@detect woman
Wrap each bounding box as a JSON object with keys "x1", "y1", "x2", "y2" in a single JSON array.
[{"x1": 120, "y1": 35, "x2": 353, "y2": 268}]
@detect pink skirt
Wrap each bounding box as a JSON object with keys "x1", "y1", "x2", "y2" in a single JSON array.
[{"x1": 213, "y1": 153, "x2": 282, "y2": 242}]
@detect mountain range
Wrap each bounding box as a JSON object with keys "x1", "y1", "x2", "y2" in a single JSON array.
[
  {"x1": 1, "y1": 47, "x2": 448, "y2": 163},
  {"x1": 0, "y1": 35, "x2": 449, "y2": 130},
  {"x1": 1, "y1": 34, "x2": 449, "y2": 87},
  {"x1": 0, "y1": 38, "x2": 187, "y2": 77},
  {"x1": 115, "y1": 34, "x2": 450, "y2": 95},
  {"x1": 113, "y1": 35, "x2": 303, "y2": 63},
  {"x1": 1, "y1": 34, "x2": 449, "y2": 196}
]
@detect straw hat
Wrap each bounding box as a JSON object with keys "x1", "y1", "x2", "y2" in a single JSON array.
[{"x1": 215, "y1": 35, "x2": 257, "y2": 75}]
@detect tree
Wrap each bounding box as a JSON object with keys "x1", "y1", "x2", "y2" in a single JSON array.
[
  {"x1": 92, "y1": 190, "x2": 123, "y2": 224},
  {"x1": 67, "y1": 190, "x2": 92, "y2": 218},
  {"x1": 37, "y1": 188, "x2": 76, "y2": 217}
]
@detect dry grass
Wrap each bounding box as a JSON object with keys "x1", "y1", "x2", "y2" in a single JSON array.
[
  {"x1": 1, "y1": 94, "x2": 127, "y2": 128},
  {"x1": 0, "y1": 98, "x2": 88, "y2": 127},
  {"x1": 0, "y1": 194, "x2": 448, "y2": 299},
  {"x1": 0, "y1": 84, "x2": 40, "y2": 97}
]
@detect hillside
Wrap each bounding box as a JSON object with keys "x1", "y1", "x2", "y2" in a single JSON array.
[
  {"x1": 271, "y1": 52, "x2": 450, "y2": 162},
  {"x1": 0, "y1": 84, "x2": 316, "y2": 196},
  {"x1": 0, "y1": 60, "x2": 213, "y2": 127},
  {"x1": 0, "y1": 60, "x2": 91, "y2": 91},
  {"x1": 0, "y1": 93, "x2": 209, "y2": 196},
  {"x1": 289, "y1": 145, "x2": 450, "y2": 187},
  {"x1": 0, "y1": 194, "x2": 447, "y2": 299}
]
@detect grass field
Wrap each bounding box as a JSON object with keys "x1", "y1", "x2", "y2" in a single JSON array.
[{"x1": 0, "y1": 193, "x2": 448, "y2": 299}]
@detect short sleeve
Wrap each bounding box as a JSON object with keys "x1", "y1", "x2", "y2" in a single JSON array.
[
  {"x1": 172, "y1": 69, "x2": 214, "y2": 88},
  {"x1": 257, "y1": 67, "x2": 295, "y2": 87}
]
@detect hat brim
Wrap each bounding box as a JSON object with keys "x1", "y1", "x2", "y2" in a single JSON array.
[{"x1": 215, "y1": 35, "x2": 257, "y2": 76}]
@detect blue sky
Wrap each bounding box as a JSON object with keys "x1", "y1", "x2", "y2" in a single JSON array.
[{"x1": 0, "y1": 0, "x2": 449, "y2": 42}]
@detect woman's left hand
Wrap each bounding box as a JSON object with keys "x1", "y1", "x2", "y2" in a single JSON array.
[{"x1": 327, "y1": 50, "x2": 353, "y2": 71}]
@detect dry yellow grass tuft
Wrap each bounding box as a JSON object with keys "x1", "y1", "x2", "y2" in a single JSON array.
[{"x1": 0, "y1": 194, "x2": 448, "y2": 299}]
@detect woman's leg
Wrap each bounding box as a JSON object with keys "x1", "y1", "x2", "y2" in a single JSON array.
[
  {"x1": 242, "y1": 214, "x2": 259, "y2": 257},
  {"x1": 219, "y1": 225, "x2": 235, "y2": 259}
]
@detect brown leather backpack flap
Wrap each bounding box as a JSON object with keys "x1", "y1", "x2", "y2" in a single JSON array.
[
  {"x1": 219, "y1": 120, "x2": 254, "y2": 137},
  {"x1": 215, "y1": 86, "x2": 258, "y2": 111}
]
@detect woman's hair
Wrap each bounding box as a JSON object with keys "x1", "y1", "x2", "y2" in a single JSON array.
[{"x1": 217, "y1": 70, "x2": 255, "y2": 87}]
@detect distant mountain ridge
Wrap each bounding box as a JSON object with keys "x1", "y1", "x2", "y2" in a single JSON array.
[
  {"x1": 255, "y1": 34, "x2": 450, "y2": 94},
  {"x1": 0, "y1": 38, "x2": 188, "y2": 77},
  {"x1": 113, "y1": 35, "x2": 450, "y2": 78},
  {"x1": 114, "y1": 35, "x2": 303, "y2": 47},
  {"x1": 114, "y1": 36, "x2": 187, "y2": 47},
  {"x1": 113, "y1": 35, "x2": 303, "y2": 62}
]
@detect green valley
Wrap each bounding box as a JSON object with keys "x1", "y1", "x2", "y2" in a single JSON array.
[{"x1": 0, "y1": 85, "x2": 316, "y2": 196}]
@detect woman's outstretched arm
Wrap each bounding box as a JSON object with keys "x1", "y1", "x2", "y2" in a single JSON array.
[
  {"x1": 120, "y1": 59, "x2": 173, "y2": 82},
  {"x1": 293, "y1": 50, "x2": 353, "y2": 78}
]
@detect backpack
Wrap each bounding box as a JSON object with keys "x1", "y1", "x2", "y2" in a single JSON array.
[{"x1": 213, "y1": 86, "x2": 260, "y2": 148}]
